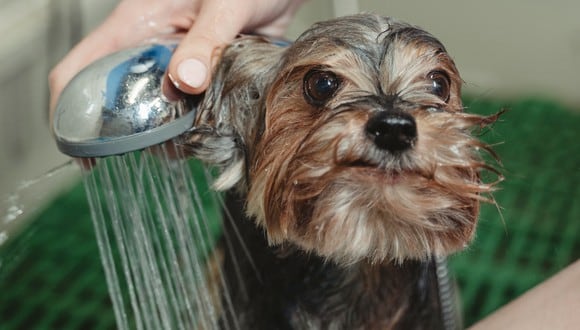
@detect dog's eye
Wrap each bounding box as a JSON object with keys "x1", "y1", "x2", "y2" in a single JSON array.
[
  {"x1": 303, "y1": 69, "x2": 341, "y2": 106},
  {"x1": 427, "y1": 71, "x2": 451, "y2": 102}
]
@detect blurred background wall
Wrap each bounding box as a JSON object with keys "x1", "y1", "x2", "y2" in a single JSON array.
[{"x1": 1, "y1": 0, "x2": 579, "y2": 232}]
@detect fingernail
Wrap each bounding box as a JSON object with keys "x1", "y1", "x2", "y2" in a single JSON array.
[
  {"x1": 177, "y1": 58, "x2": 207, "y2": 89},
  {"x1": 167, "y1": 73, "x2": 180, "y2": 89}
]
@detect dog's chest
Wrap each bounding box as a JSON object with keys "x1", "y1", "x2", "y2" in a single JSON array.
[{"x1": 220, "y1": 193, "x2": 446, "y2": 330}]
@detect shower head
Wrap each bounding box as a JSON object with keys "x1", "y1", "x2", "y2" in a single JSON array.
[{"x1": 52, "y1": 39, "x2": 198, "y2": 158}]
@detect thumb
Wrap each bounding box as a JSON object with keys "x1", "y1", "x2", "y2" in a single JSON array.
[{"x1": 167, "y1": 1, "x2": 249, "y2": 94}]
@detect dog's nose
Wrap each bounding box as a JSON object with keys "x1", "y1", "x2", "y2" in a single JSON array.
[{"x1": 365, "y1": 112, "x2": 417, "y2": 152}]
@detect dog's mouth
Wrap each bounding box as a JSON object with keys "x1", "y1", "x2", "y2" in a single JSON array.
[{"x1": 341, "y1": 160, "x2": 428, "y2": 185}]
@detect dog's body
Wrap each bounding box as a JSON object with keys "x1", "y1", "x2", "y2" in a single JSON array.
[{"x1": 184, "y1": 14, "x2": 500, "y2": 329}]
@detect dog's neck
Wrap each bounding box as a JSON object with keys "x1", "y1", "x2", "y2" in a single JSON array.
[{"x1": 220, "y1": 192, "x2": 446, "y2": 330}]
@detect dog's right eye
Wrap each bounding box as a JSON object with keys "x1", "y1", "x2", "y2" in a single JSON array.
[
  {"x1": 427, "y1": 70, "x2": 451, "y2": 102},
  {"x1": 303, "y1": 69, "x2": 341, "y2": 106}
]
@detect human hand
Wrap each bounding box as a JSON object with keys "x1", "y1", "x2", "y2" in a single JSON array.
[{"x1": 49, "y1": 0, "x2": 305, "y2": 116}]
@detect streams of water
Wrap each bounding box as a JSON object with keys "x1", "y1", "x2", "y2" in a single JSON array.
[{"x1": 81, "y1": 142, "x2": 239, "y2": 330}]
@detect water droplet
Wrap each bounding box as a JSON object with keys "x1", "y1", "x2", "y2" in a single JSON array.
[
  {"x1": 4, "y1": 204, "x2": 23, "y2": 223},
  {"x1": 450, "y1": 145, "x2": 460, "y2": 155},
  {"x1": 0, "y1": 231, "x2": 8, "y2": 246}
]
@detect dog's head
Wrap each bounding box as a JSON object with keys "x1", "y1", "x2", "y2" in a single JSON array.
[{"x1": 186, "y1": 14, "x2": 501, "y2": 264}]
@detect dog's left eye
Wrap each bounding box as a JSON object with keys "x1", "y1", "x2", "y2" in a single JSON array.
[
  {"x1": 303, "y1": 69, "x2": 341, "y2": 106},
  {"x1": 427, "y1": 71, "x2": 451, "y2": 102}
]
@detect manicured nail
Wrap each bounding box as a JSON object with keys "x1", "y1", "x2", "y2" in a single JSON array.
[
  {"x1": 167, "y1": 73, "x2": 180, "y2": 89},
  {"x1": 177, "y1": 58, "x2": 207, "y2": 88}
]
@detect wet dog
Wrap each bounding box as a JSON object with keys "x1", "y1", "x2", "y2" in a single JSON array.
[{"x1": 185, "y1": 14, "x2": 501, "y2": 329}]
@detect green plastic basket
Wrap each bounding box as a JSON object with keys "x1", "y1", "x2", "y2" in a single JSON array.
[{"x1": 1, "y1": 97, "x2": 578, "y2": 329}]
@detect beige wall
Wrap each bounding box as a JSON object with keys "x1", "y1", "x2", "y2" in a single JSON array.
[{"x1": 288, "y1": 0, "x2": 580, "y2": 109}]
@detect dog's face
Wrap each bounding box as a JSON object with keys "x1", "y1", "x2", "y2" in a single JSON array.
[{"x1": 188, "y1": 15, "x2": 500, "y2": 264}]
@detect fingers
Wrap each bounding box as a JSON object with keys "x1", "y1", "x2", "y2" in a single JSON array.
[
  {"x1": 166, "y1": 0, "x2": 250, "y2": 94},
  {"x1": 50, "y1": 0, "x2": 305, "y2": 113}
]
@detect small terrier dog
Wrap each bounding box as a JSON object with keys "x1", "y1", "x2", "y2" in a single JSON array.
[{"x1": 184, "y1": 14, "x2": 500, "y2": 330}]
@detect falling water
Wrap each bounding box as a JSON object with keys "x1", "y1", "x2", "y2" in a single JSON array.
[{"x1": 81, "y1": 141, "x2": 239, "y2": 330}]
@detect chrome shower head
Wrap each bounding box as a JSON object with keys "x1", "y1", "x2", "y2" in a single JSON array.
[{"x1": 52, "y1": 39, "x2": 198, "y2": 157}]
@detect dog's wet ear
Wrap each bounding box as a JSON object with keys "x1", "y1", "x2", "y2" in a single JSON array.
[{"x1": 185, "y1": 37, "x2": 286, "y2": 191}]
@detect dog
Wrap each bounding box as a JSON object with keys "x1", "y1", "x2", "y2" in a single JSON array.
[{"x1": 183, "y1": 13, "x2": 501, "y2": 330}]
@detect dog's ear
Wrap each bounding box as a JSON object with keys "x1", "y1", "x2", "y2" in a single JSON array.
[{"x1": 185, "y1": 36, "x2": 286, "y2": 190}]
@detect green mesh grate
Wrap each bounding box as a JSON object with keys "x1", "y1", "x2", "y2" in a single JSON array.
[
  {"x1": 1, "y1": 98, "x2": 579, "y2": 329},
  {"x1": 0, "y1": 183, "x2": 116, "y2": 330},
  {"x1": 449, "y1": 98, "x2": 580, "y2": 326}
]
